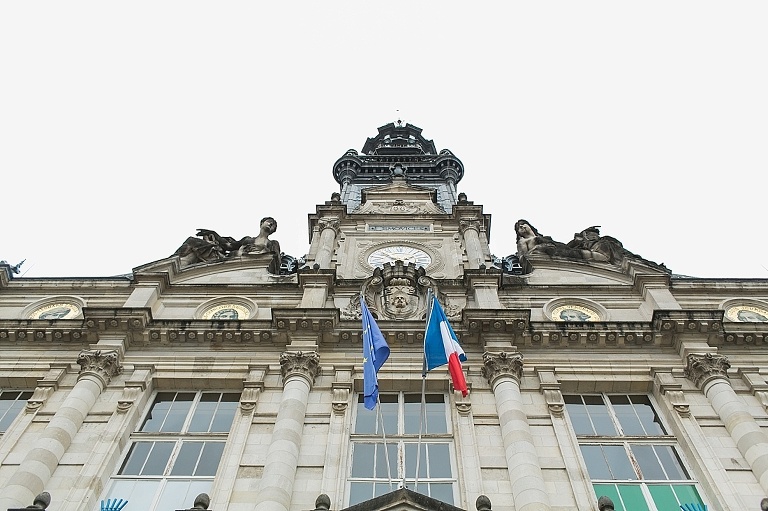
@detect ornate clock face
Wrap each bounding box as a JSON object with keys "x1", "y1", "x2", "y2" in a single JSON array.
[{"x1": 367, "y1": 246, "x2": 431, "y2": 268}]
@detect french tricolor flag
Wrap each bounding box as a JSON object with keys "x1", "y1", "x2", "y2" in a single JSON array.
[{"x1": 424, "y1": 296, "x2": 468, "y2": 397}]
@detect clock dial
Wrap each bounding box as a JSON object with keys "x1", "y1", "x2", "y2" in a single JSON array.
[{"x1": 368, "y1": 246, "x2": 431, "y2": 268}]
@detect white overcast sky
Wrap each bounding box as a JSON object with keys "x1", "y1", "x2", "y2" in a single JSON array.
[{"x1": 1, "y1": 2, "x2": 766, "y2": 279}]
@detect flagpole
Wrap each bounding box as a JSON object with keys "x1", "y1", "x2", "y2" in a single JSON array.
[
  {"x1": 375, "y1": 393, "x2": 394, "y2": 491},
  {"x1": 415, "y1": 289, "x2": 435, "y2": 492}
]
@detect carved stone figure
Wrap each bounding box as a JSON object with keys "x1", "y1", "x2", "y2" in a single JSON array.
[
  {"x1": 513, "y1": 219, "x2": 668, "y2": 273},
  {"x1": 172, "y1": 217, "x2": 283, "y2": 274}
]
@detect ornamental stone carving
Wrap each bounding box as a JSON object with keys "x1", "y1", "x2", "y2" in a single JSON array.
[
  {"x1": 685, "y1": 352, "x2": 731, "y2": 389},
  {"x1": 481, "y1": 351, "x2": 524, "y2": 387},
  {"x1": 459, "y1": 219, "x2": 481, "y2": 234},
  {"x1": 77, "y1": 349, "x2": 123, "y2": 385},
  {"x1": 318, "y1": 217, "x2": 341, "y2": 234},
  {"x1": 280, "y1": 351, "x2": 320, "y2": 387}
]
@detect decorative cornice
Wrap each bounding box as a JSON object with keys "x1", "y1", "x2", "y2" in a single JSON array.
[
  {"x1": 684, "y1": 353, "x2": 731, "y2": 389},
  {"x1": 76, "y1": 349, "x2": 123, "y2": 385},
  {"x1": 481, "y1": 351, "x2": 524, "y2": 387},
  {"x1": 279, "y1": 351, "x2": 320, "y2": 388}
]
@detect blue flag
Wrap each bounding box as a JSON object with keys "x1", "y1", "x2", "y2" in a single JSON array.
[{"x1": 362, "y1": 297, "x2": 390, "y2": 410}]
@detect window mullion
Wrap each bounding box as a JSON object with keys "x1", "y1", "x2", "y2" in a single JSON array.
[{"x1": 605, "y1": 396, "x2": 625, "y2": 436}]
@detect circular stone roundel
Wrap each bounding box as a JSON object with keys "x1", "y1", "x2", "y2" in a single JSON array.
[
  {"x1": 725, "y1": 304, "x2": 768, "y2": 323},
  {"x1": 367, "y1": 245, "x2": 432, "y2": 268},
  {"x1": 551, "y1": 304, "x2": 601, "y2": 322},
  {"x1": 29, "y1": 302, "x2": 82, "y2": 320},
  {"x1": 201, "y1": 303, "x2": 251, "y2": 320}
]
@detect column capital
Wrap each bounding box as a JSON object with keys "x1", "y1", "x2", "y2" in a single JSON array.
[
  {"x1": 77, "y1": 349, "x2": 123, "y2": 386},
  {"x1": 684, "y1": 352, "x2": 730, "y2": 389},
  {"x1": 318, "y1": 217, "x2": 340, "y2": 234},
  {"x1": 481, "y1": 351, "x2": 523, "y2": 387},
  {"x1": 459, "y1": 218, "x2": 481, "y2": 234},
  {"x1": 280, "y1": 351, "x2": 320, "y2": 388}
]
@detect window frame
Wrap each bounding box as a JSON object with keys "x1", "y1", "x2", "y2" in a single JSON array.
[
  {"x1": 0, "y1": 390, "x2": 33, "y2": 433},
  {"x1": 565, "y1": 393, "x2": 705, "y2": 511},
  {"x1": 100, "y1": 390, "x2": 239, "y2": 511},
  {"x1": 347, "y1": 392, "x2": 458, "y2": 507}
]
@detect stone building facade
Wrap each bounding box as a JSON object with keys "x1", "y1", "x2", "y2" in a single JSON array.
[{"x1": 1, "y1": 122, "x2": 768, "y2": 511}]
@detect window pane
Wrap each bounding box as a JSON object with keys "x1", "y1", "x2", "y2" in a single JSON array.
[
  {"x1": 380, "y1": 398, "x2": 398, "y2": 434},
  {"x1": 629, "y1": 396, "x2": 666, "y2": 435},
  {"x1": 404, "y1": 396, "x2": 421, "y2": 434},
  {"x1": 142, "y1": 442, "x2": 174, "y2": 475},
  {"x1": 429, "y1": 483, "x2": 454, "y2": 505},
  {"x1": 161, "y1": 394, "x2": 194, "y2": 432},
  {"x1": 209, "y1": 394, "x2": 239, "y2": 432},
  {"x1": 584, "y1": 395, "x2": 616, "y2": 435},
  {"x1": 351, "y1": 444, "x2": 375, "y2": 477},
  {"x1": 374, "y1": 482, "x2": 394, "y2": 498},
  {"x1": 616, "y1": 484, "x2": 651, "y2": 511},
  {"x1": 349, "y1": 482, "x2": 373, "y2": 506},
  {"x1": 632, "y1": 444, "x2": 665, "y2": 480},
  {"x1": 104, "y1": 479, "x2": 161, "y2": 511},
  {"x1": 592, "y1": 484, "x2": 624, "y2": 511},
  {"x1": 672, "y1": 485, "x2": 704, "y2": 507},
  {"x1": 648, "y1": 484, "x2": 677, "y2": 509},
  {"x1": 119, "y1": 442, "x2": 152, "y2": 476},
  {"x1": 0, "y1": 393, "x2": 30, "y2": 432},
  {"x1": 427, "y1": 444, "x2": 451, "y2": 478},
  {"x1": 155, "y1": 480, "x2": 212, "y2": 511},
  {"x1": 196, "y1": 442, "x2": 225, "y2": 476},
  {"x1": 355, "y1": 395, "x2": 396, "y2": 434},
  {"x1": 565, "y1": 395, "x2": 595, "y2": 435},
  {"x1": 610, "y1": 395, "x2": 646, "y2": 435},
  {"x1": 581, "y1": 445, "x2": 636, "y2": 480},
  {"x1": 188, "y1": 396, "x2": 217, "y2": 433},
  {"x1": 354, "y1": 400, "x2": 377, "y2": 434},
  {"x1": 170, "y1": 442, "x2": 203, "y2": 476},
  {"x1": 375, "y1": 443, "x2": 396, "y2": 479},
  {"x1": 405, "y1": 443, "x2": 428, "y2": 478},
  {"x1": 655, "y1": 445, "x2": 689, "y2": 480}
]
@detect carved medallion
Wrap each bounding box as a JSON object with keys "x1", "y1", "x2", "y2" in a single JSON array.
[
  {"x1": 725, "y1": 305, "x2": 768, "y2": 323},
  {"x1": 201, "y1": 304, "x2": 251, "y2": 320},
  {"x1": 550, "y1": 304, "x2": 600, "y2": 322},
  {"x1": 29, "y1": 302, "x2": 81, "y2": 320}
]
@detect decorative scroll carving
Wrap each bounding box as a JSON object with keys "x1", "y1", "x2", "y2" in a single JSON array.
[
  {"x1": 685, "y1": 353, "x2": 731, "y2": 389},
  {"x1": 543, "y1": 389, "x2": 565, "y2": 417},
  {"x1": 77, "y1": 349, "x2": 123, "y2": 385},
  {"x1": 117, "y1": 386, "x2": 142, "y2": 414},
  {"x1": 332, "y1": 367, "x2": 353, "y2": 415},
  {"x1": 456, "y1": 392, "x2": 472, "y2": 416},
  {"x1": 240, "y1": 386, "x2": 262, "y2": 415},
  {"x1": 481, "y1": 351, "x2": 524, "y2": 387},
  {"x1": 280, "y1": 351, "x2": 320, "y2": 387},
  {"x1": 26, "y1": 387, "x2": 53, "y2": 413}
]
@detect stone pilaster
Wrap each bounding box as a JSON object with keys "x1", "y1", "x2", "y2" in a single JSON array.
[
  {"x1": 254, "y1": 352, "x2": 319, "y2": 511},
  {"x1": 482, "y1": 352, "x2": 550, "y2": 511},
  {"x1": 685, "y1": 353, "x2": 768, "y2": 493},
  {"x1": 0, "y1": 350, "x2": 123, "y2": 509},
  {"x1": 210, "y1": 366, "x2": 266, "y2": 510},
  {"x1": 322, "y1": 366, "x2": 353, "y2": 510},
  {"x1": 314, "y1": 217, "x2": 340, "y2": 269}
]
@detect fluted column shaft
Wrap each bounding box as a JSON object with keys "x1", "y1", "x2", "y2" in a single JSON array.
[
  {"x1": 459, "y1": 219, "x2": 483, "y2": 269},
  {"x1": 482, "y1": 352, "x2": 550, "y2": 511},
  {"x1": 315, "y1": 218, "x2": 339, "y2": 269},
  {"x1": 254, "y1": 352, "x2": 319, "y2": 511},
  {"x1": 0, "y1": 350, "x2": 122, "y2": 509},
  {"x1": 686, "y1": 353, "x2": 768, "y2": 493}
]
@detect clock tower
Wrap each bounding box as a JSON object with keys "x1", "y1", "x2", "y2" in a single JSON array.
[{"x1": 301, "y1": 121, "x2": 499, "y2": 316}]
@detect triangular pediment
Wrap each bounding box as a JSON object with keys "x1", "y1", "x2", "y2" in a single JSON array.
[
  {"x1": 356, "y1": 178, "x2": 444, "y2": 214},
  {"x1": 341, "y1": 488, "x2": 465, "y2": 511}
]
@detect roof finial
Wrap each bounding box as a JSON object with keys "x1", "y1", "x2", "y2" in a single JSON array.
[{"x1": 396, "y1": 110, "x2": 402, "y2": 127}]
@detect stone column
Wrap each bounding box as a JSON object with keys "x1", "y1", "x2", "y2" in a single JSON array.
[
  {"x1": 482, "y1": 352, "x2": 550, "y2": 511},
  {"x1": 64, "y1": 366, "x2": 153, "y2": 511},
  {"x1": 459, "y1": 219, "x2": 484, "y2": 269},
  {"x1": 685, "y1": 353, "x2": 768, "y2": 493},
  {"x1": 254, "y1": 351, "x2": 320, "y2": 511},
  {"x1": 0, "y1": 349, "x2": 123, "y2": 509},
  {"x1": 314, "y1": 217, "x2": 340, "y2": 269}
]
